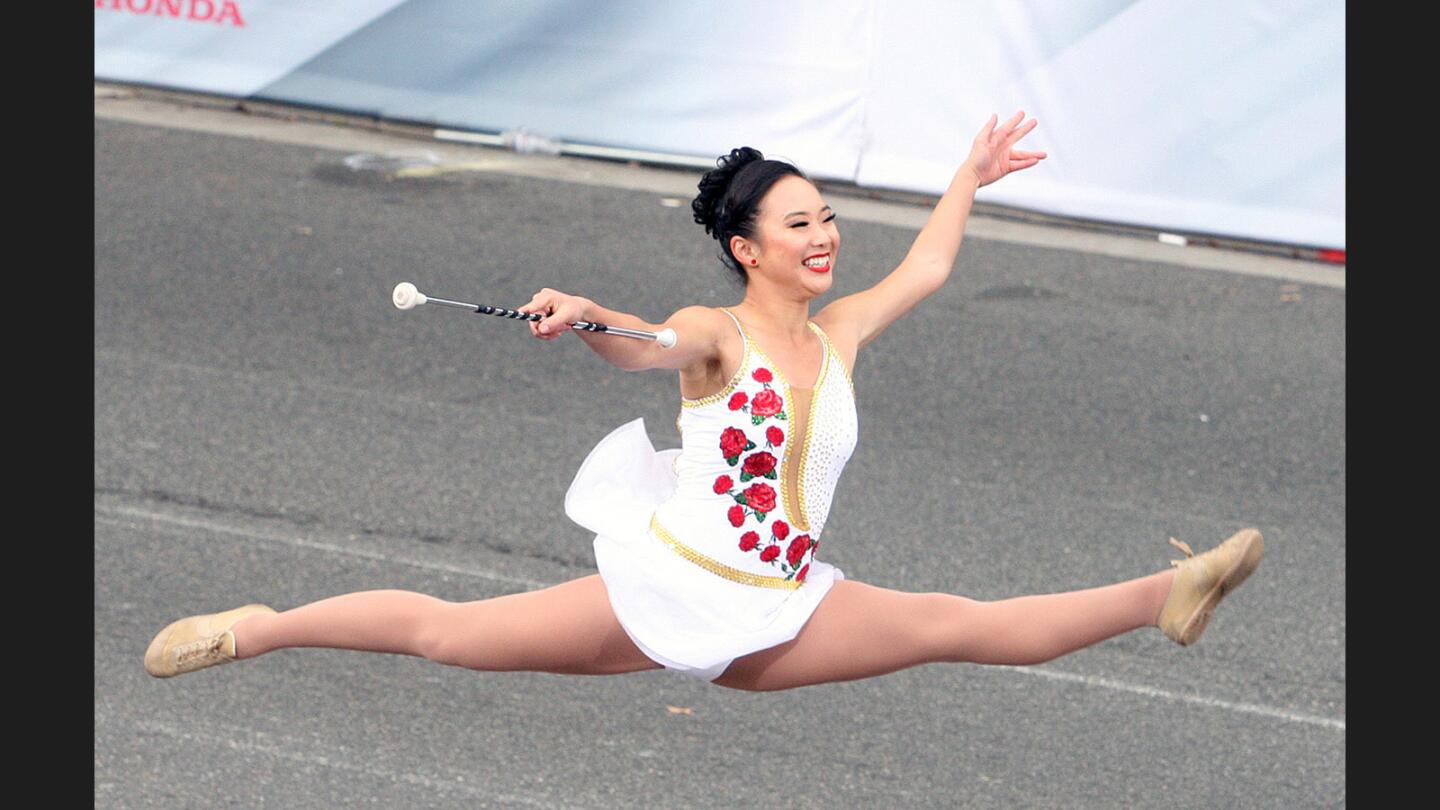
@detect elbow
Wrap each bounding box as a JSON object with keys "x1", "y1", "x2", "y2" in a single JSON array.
[{"x1": 615, "y1": 347, "x2": 656, "y2": 373}]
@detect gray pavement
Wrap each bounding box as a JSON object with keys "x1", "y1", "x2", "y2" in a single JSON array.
[{"x1": 95, "y1": 105, "x2": 1344, "y2": 808}]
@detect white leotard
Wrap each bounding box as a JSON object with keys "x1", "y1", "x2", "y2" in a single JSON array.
[{"x1": 565, "y1": 308, "x2": 858, "y2": 681}]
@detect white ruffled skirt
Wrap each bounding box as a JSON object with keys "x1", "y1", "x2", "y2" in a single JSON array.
[{"x1": 564, "y1": 418, "x2": 844, "y2": 681}]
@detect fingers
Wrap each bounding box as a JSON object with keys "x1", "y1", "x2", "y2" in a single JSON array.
[
  {"x1": 540, "y1": 315, "x2": 572, "y2": 336},
  {"x1": 975, "y1": 113, "x2": 998, "y2": 140},
  {"x1": 520, "y1": 288, "x2": 579, "y2": 340},
  {"x1": 977, "y1": 110, "x2": 1031, "y2": 146},
  {"x1": 520, "y1": 288, "x2": 559, "y2": 340},
  {"x1": 1003, "y1": 117, "x2": 1038, "y2": 149}
]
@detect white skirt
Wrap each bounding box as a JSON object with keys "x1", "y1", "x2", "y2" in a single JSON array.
[{"x1": 564, "y1": 418, "x2": 844, "y2": 681}]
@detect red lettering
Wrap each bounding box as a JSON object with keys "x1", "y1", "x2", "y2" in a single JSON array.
[
  {"x1": 96, "y1": 0, "x2": 244, "y2": 26},
  {"x1": 215, "y1": 1, "x2": 245, "y2": 27}
]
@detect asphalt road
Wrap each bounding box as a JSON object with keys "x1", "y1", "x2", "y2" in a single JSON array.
[{"x1": 95, "y1": 115, "x2": 1345, "y2": 808}]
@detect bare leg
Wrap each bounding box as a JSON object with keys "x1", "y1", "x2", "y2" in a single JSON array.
[
  {"x1": 228, "y1": 575, "x2": 663, "y2": 676},
  {"x1": 714, "y1": 571, "x2": 1175, "y2": 692}
]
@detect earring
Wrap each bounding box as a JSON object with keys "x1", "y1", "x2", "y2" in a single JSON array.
[{"x1": 750, "y1": 258, "x2": 758, "y2": 266}]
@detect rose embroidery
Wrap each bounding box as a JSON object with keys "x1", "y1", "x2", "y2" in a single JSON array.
[
  {"x1": 719, "y1": 426, "x2": 755, "y2": 466},
  {"x1": 730, "y1": 515, "x2": 818, "y2": 583},
  {"x1": 750, "y1": 389, "x2": 783, "y2": 420},
  {"x1": 786, "y1": 534, "x2": 811, "y2": 566},
  {"x1": 727, "y1": 505, "x2": 745, "y2": 527},
  {"x1": 730, "y1": 367, "x2": 788, "y2": 426},
  {"x1": 740, "y1": 482, "x2": 776, "y2": 517},
  {"x1": 713, "y1": 366, "x2": 818, "y2": 576},
  {"x1": 740, "y1": 451, "x2": 777, "y2": 481}
]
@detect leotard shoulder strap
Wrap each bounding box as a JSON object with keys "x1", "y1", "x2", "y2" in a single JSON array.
[{"x1": 718, "y1": 307, "x2": 746, "y2": 342}]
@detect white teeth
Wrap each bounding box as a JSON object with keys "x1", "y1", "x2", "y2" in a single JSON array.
[{"x1": 804, "y1": 256, "x2": 830, "y2": 267}]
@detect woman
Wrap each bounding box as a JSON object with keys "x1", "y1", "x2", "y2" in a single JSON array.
[{"x1": 144, "y1": 112, "x2": 1262, "y2": 691}]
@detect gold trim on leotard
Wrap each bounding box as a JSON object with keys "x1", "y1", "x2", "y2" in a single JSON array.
[
  {"x1": 650, "y1": 514, "x2": 803, "y2": 590},
  {"x1": 812, "y1": 321, "x2": 856, "y2": 398},
  {"x1": 738, "y1": 320, "x2": 829, "y2": 533},
  {"x1": 795, "y1": 323, "x2": 838, "y2": 531}
]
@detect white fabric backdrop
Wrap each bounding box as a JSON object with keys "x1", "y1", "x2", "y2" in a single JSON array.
[
  {"x1": 95, "y1": 0, "x2": 1344, "y2": 248},
  {"x1": 94, "y1": 0, "x2": 409, "y2": 97}
]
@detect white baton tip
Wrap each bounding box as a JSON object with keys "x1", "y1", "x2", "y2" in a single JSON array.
[
  {"x1": 656, "y1": 328, "x2": 678, "y2": 349},
  {"x1": 392, "y1": 282, "x2": 426, "y2": 310}
]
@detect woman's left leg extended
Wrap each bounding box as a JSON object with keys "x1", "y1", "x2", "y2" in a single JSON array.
[{"x1": 713, "y1": 571, "x2": 1174, "y2": 692}]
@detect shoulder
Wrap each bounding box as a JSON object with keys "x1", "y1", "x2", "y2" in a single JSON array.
[
  {"x1": 813, "y1": 300, "x2": 856, "y2": 341},
  {"x1": 812, "y1": 305, "x2": 860, "y2": 377},
  {"x1": 668, "y1": 305, "x2": 734, "y2": 346},
  {"x1": 645, "y1": 305, "x2": 735, "y2": 372}
]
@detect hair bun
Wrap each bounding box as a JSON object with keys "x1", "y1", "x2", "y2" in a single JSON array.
[{"x1": 692, "y1": 146, "x2": 765, "y2": 237}]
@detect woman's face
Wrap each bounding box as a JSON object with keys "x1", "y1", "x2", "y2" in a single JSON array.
[{"x1": 740, "y1": 175, "x2": 840, "y2": 296}]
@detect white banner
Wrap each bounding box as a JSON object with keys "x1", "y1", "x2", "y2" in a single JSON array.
[
  {"x1": 855, "y1": 0, "x2": 1344, "y2": 248},
  {"x1": 94, "y1": 0, "x2": 408, "y2": 97},
  {"x1": 95, "y1": 0, "x2": 1344, "y2": 249}
]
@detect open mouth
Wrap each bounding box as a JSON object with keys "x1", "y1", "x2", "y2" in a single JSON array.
[{"x1": 803, "y1": 253, "x2": 832, "y2": 273}]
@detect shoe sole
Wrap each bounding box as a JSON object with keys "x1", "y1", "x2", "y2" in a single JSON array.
[{"x1": 1174, "y1": 529, "x2": 1264, "y2": 646}]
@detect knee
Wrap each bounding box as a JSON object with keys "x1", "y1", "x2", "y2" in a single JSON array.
[
  {"x1": 916, "y1": 592, "x2": 985, "y2": 664},
  {"x1": 411, "y1": 601, "x2": 478, "y2": 669},
  {"x1": 922, "y1": 595, "x2": 1067, "y2": 667}
]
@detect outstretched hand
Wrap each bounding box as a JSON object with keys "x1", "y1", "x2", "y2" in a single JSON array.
[{"x1": 965, "y1": 111, "x2": 1046, "y2": 187}]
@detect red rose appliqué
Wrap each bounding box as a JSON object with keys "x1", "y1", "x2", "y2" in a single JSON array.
[
  {"x1": 752, "y1": 368, "x2": 773, "y2": 383},
  {"x1": 719, "y1": 426, "x2": 752, "y2": 463},
  {"x1": 750, "y1": 389, "x2": 783, "y2": 418},
  {"x1": 727, "y1": 391, "x2": 749, "y2": 411},
  {"x1": 739, "y1": 531, "x2": 760, "y2": 552},
  {"x1": 713, "y1": 475, "x2": 733, "y2": 494},
  {"x1": 740, "y1": 451, "x2": 777, "y2": 480},
  {"x1": 759, "y1": 545, "x2": 781, "y2": 562},
  {"x1": 766, "y1": 426, "x2": 784, "y2": 447},
  {"x1": 786, "y1": 534, "x2": 810, "y2": 566},
  {"x1": 796, "y1": 564, "x2": 810, "y2": 582},
  {"x1": 727, "y1": 505, "x2": 745, "y2": 527},
  {"x1": 742, "y1": 482, "x2": 776, "y2": 515},
  {"x1": 772, "y1": 520, "x2": 789, "y2": 541}
]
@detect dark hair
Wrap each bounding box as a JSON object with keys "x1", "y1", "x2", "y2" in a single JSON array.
[{"x1": 692, "y1": 147, "x2": 807, "y2": 283}]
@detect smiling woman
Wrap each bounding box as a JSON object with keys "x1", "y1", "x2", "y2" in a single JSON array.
[{"x1": 144, "y1": 112, "x2": 1263, "y2": 695}]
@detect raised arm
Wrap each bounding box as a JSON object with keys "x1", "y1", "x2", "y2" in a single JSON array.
[
  {"x1": 518, "y1": 288, "x2": 726, "y2": 372},
  {"x1": 817, "y1": 111, "x2": 1045, "y2": 350}
]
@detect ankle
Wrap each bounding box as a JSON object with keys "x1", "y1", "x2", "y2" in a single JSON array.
[
  {"x1": 1151, "y1": 568, "x2": 1178, "y2": 626},
  {"x1": 229, "y1": 613, "x2": 269, "y2": 659}
]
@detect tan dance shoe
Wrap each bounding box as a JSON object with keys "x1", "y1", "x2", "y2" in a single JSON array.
[
  {"x1": 143, "y1": 604, "x2": 276, "y2": 678},
  {"x1": 1157, "y1": 529, "x2": 1264, "y2": 646}
]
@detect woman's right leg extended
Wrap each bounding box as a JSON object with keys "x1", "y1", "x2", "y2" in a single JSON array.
[{"x1": 229, "y1": 575, "x2": 662, "y2": 676}]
